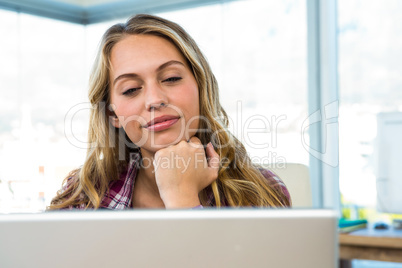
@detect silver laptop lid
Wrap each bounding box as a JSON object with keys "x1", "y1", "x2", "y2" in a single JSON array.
[{"x1": 0, "y1": 209, "x2": 337, "y2": 268}]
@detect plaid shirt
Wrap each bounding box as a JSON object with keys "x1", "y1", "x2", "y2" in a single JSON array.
[{"x1": 67, "y1": 153, "x2": 291, "y2": 209}]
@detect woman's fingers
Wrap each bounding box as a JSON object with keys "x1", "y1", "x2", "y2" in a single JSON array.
[
  {"x1": 188, "y1": 137, "x2": 220, "y2": 171},
  {"x1": 187, "y1": 136, "x2": 204, "y2": 149},
  {"x1": 205, "y1": 142, "x2": 220, "y2": 186},
  {"x1": 154, "y1": 137, "x2": 220, "y2": 208},
  {"x1": 188, "y1": 137, "x2": 219, "y2": 171},
  {"x1": 206, "y1": 142, "x2": 220, "y2": 169}
]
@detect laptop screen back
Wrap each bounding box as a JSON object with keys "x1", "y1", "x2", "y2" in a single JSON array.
[{"x1": 0, "y1": 209, "x2": 337, "y2": 268}]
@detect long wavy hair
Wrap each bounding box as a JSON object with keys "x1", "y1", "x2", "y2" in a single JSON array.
[{"x1": 48, "y1": 14, "x2": 290, "y2": 210}]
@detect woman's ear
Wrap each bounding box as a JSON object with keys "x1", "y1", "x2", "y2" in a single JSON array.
[
  {"x1": 107, "y1": 105, "x2": 122, "y2": 128},
  {"x1": 111, "y1": 115, "x2": 122, "y2": 128}
]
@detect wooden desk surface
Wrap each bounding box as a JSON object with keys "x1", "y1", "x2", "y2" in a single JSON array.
[{"x1": 339, "y1": 227, "x2": 402, "y2": 264}]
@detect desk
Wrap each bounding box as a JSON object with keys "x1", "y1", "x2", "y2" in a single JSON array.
[{"x1": 339, "y1": 227, "x2": 402, "y2": 268}]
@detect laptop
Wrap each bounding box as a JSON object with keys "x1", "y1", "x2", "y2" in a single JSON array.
[{"x1": 0, "y1": 209, "x2": 338, "y2": 268}]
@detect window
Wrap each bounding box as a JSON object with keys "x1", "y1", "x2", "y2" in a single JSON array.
[
  {"x1": 338, "y1": 0, "x2": 402, "y2": 219},
  {"x1": 0, "y1": 12, "x2": 88, "y2": 212}
]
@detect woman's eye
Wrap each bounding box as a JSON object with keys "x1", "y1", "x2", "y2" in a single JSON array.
[
  {"x1": 163, "y1": 77, "x2": 182, "y2": 83},
  {"x1": 123, "y1": 88, "x2": 140, "y2": 96}
]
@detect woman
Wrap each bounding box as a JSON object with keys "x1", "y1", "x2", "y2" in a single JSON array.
[{"x1": 48, "y1": 14, "x2": 291, "y2": 210}]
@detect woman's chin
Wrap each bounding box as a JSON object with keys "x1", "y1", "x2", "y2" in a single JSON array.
[{"x1": 139, "y1": 137, "x2": 189, "y2": 154}]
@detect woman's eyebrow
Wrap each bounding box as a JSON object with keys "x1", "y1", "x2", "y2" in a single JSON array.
[
  {"x1": 156, "y1": 60, "x2": 185, "y2": 72},
  {"x1": 113, "y1": 73, "x2": 140, "y2": 87}
]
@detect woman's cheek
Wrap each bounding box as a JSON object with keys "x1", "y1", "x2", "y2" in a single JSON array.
[{"x1": 124, "y1": 120, "x2": 146, "y2": 145}]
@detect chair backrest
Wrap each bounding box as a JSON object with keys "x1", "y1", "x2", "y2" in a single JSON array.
[{"x1": 263, "y1": 163, "x2": 312, "y2": 208}]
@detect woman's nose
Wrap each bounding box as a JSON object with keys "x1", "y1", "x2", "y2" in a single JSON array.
[{"x1": 145, "y1": 83, "x2": 168, "y2": 111}]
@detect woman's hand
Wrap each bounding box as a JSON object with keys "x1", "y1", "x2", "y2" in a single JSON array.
[{"x1": 153, "y1": 137, "x2": 220, "y2": 208}]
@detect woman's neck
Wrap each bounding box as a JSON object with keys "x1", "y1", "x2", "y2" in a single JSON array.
[
  {"x1": 132, "y1": 149, "x2": 165, "y2": 208},
  {"x1": 139, "y1": 148, "x2": 158, "y2": 186}
]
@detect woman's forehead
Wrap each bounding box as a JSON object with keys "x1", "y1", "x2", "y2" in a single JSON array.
[
  {"x1": 109, "y1": 34, "x2": 192, "y2": 80},
  {"x1": 113, "y1": 34, "x2": 184, "y2": 59}
]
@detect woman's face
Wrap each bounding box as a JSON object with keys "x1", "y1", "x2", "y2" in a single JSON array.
[{"x1": 109, "y1": 34, "x2": 200, "y2": 156}]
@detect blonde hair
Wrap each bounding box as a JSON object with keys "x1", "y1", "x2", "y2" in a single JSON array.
[{"x1": 49, "y1": 14, "x2": 290, "y2": 210}]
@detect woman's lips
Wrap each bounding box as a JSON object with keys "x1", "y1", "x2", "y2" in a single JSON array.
[{"x1": 145, "y1": 116, "x2": 180, "y2": 132}]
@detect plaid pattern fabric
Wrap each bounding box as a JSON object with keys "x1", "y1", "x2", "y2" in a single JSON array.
[
  {"x1": 64, "y1": 152, "x2": 291, "y2": 209},
  {"x1": 259, "y1": 168, "x2": 291, "y2": 205},
  {"x1": 99, "y1": 164, "x2": 137, "y2": 209},
  {"x1": 100, "y1": 152, "x2": 141, "y2": 209}
]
